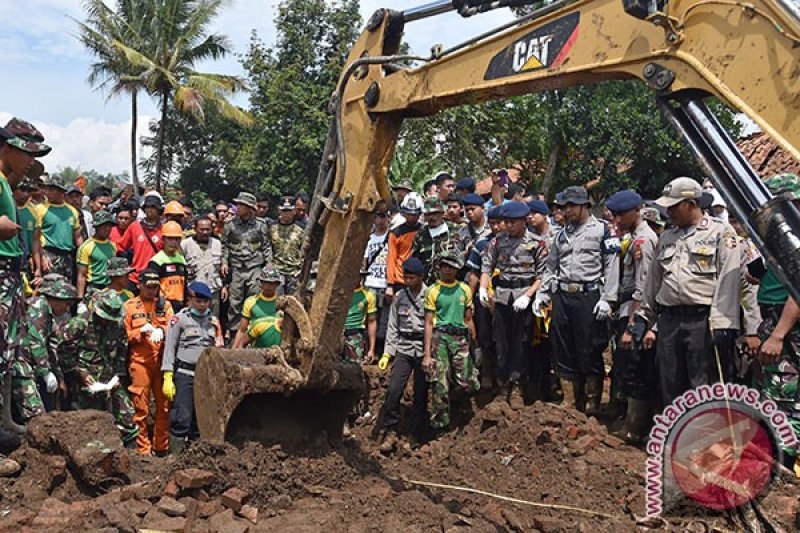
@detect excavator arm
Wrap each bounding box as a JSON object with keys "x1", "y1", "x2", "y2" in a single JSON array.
[{"x1": 306, "y1": 0, "x2": 800, "y2": 372}]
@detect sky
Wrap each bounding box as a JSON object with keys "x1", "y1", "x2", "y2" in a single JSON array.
[{"x1": 0, "y1": 0, "x2": 515, "y2": 176}]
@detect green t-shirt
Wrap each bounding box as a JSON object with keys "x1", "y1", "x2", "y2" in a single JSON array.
[
  {"x1": 76, "y1": 238, "x2": 117, "y2": 287},
  {"x1": 247, "y1": 316, "x2": 282, "y2": 348},
  {"x1": 242, "y1": 293, "x2": 278, "y2": 321},
  {"x1": 0, "y1": 174, "x2": 21, "y2": 258},
  {"x1": 344, "y1": 287, "x2": 377, "y2": 330},
  {"x1": 424, "y1": 281, "x2": 473, "y2": 329},
  {"x1": 37, "y1": 202, "x2": 80, "y2": 251},
  {"x1": 17, "y1": 203, "x2": 38, "y2": 259},
  {"x1": 757, "y1": 268, "x2": 788, "y2": 306}
]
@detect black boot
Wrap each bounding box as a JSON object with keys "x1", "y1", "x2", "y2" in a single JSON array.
[{"x1": 0, "y1": 425, "x2": 22, "y2": 455}]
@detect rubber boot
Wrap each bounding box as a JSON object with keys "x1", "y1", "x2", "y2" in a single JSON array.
[
  {"x1": 379, "y1": 430, "x2": 397, "y2": 454},
  {"x1": 584, "y1": 376, "x2": 603, "y2": 417},
  {"x1": 169, "y1": 435, "x2": 186, "y2": 455},
  {"x1": 559, "y1": 378, "x2": 578, "y2": 410},
  {"x1": 0, "y1": 425, "x2": 22, "y2": 455},
  {"x1": 623, "y1": 398, "x2": 651, "y2": 444},
  {"x1": 506, "y1": 383, "x2": 525, "y2": 410}
]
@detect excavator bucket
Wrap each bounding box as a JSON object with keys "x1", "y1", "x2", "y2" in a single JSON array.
[{"x1": 194, "y1": 295, "x2": 366, "y2": 445}]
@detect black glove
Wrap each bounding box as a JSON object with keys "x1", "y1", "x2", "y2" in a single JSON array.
[
  {"x1": 627, "y1": 315, "x2": 648, "y2": 343},
  {"x1": 711, "y1": 329, "x2": 738, "y2": 347}
]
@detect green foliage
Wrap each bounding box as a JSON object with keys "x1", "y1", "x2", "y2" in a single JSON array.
[
  {"x1": 189, "y1": 190, "x2": 213, "y2": 213},
  {"x1": 239, "y1": 0, "x2": 361, "y2": 195}
]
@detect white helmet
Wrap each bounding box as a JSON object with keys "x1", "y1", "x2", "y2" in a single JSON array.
[{"x1": 400, "y1": 192, "x2": 423, "y2": 215}]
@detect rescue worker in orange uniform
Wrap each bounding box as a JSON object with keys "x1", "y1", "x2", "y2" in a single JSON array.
[{"x1": 124, "y1": 268, "x2": 174, "y2": 455}]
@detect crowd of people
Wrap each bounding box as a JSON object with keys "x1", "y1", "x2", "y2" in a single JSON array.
[{"x1": 0, "y1": 116, "x2": 798, "y2": 479}]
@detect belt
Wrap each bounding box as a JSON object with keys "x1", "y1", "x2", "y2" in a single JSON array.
[
  {"x1": 175, "y1": 360, "x2": 196, "y2": 372},
  {"x1": 44, "y1": 246, "x2": 73, "y2": 255},
  {"x1": 661, "y1": 305, "x2": 710, "y2": 316},
  {"x1": 0, "y1": 256, "x2": 22, "y2": 270},
  {"x1": 435, "y1": 325, "x2": 468, "y2": 335},
  {"x1": 344, "y1": 328, "x2": 364, "y2": 336},
  {"x1": 495, "y1": 278, "x2": 534, "y2": 289},
  {"x1": 557, "y1": 281, "x2": 600, "y2": 293},
  {"x1": 400, "y1": 331, "x2": 424, "y2": 341}
]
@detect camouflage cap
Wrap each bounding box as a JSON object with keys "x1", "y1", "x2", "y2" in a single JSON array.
[
  {"x1": 233, "y1": 192, "x2": 257, "y2": 210},
  {"x1": 107, "y1": 257, "x2": 133, "y2": 277},
  {"x1": 17, "y1": 176, "x2": 38, "y2": 191},
  {"x1": 438, "y1": 248, "x2": 464, "y2": 270},
  {"x1": 392, "y1": 179, "x2": 414, "y2": 191},
  {"x1": 423, "y1": 197, "x2": 445, "y2": 214},
  {"x1": 641, "y1": 206, "x2": 666, "y2": 227},
  {"x1": 38, "y1": 273, "x2": 68, "y2": 295},
  {"x1": 91, "y1": 290, "x2": 124, "y2": 323},
  {"x1": 764, "y1": 173, "x2": 800, "y2": 198},
  {"x1": 4, "y1": 118, "x2": 51, "y2": 157},
  {"x1": 44, "y1": 174, "x2": 70, "y2": 191},
  {"x1": 25, "y1": 160, "x2": 44, "y2": 181},
  {"x1": 259, "y1": 264, "x2": 283, "y2": 283},
  {"x1": 40, "y1": 279, "x2": 79, "y2": 300},
  {"x1": 92, "y1": 210, "x2": 115, "y2": 227}
]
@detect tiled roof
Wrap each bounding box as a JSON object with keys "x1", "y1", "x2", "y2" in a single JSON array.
[{"x1": 737, "y1": 132, "x2": 800, "y2": 178}]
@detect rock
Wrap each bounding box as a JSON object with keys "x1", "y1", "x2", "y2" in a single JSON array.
[
  {"x1": 186, "y1": 487, "x2": 211, "y2": 501},
  {"x1": 238, "y1": 504, "x2": 258, "y2": 524},
  {"x1": 586, "y1": 416, "x2": 607, "y2": 437},
  {"x1": 603, "y1": 434, "x2": 625, "y2": 449},
  {"x1": 157, "y1": 496, "x2": 187, "y2": 517},
  {"x1": 163, "y1": 479, "x2": 180, "y2": 499},
  {"x1": 565, "y1": 425, "x2": 580, "y2": 440},
  {"x1": 143, "y1": 515, "x2": 187, "y2": 531},
  {"x1": 26, "y1": 410, "x2": 129, "y2": 487},
  {"x1": 48, "y1": 456, "x2": 67, "y2": 489},
  {"x1": 481, "y1": 502, "x2": 505, "y2": 525},
  {"x1": 367, "y1": 481, "x2": 391, "y2": 499},
  {"x1": 198, "y1": 499, "x2": 223, "y2": 518},
  {"x1": 102, "y1": 505, "x2": 137, "y2": 532},
  {"x1": 221, "y1": 487, "x2": 249, "y2": 512},
  {"x1": 209, "y1": 508, "x2": 248, "y2": 533},
  {"x1": 32, "y1": 497, "x2": 79, "y2": 530},
  {"x1": 174, "y1": 468, "x2": 216, "y2": 489},
  {"x1": 501, "y1": 508, "x2": 527, "y2": 532},
  {"x1": 570, "y1": 435, "x2": 598, "y2": 455},
  {"x1": 531, "y1": 515, "x2": 565, "y2": 533}
]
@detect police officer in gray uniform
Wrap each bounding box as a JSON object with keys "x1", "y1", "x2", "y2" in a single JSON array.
[
  {"x1": 220, "y1": 192, "x2": 272, "y2": 337},
  {"x1": 605, "y1": 190, "x2": 658, "y2": 442},
  {"x1": 479, "y1": 201, "x2": 547, "y2": 405},
  {"x1": 534, "y1": 186, "x2": 620, "y2": 414},
  {"x1": 639, "y1": 177, "x2": 741, "y2": 405},
  {"x1": 161, "y1": 281, "x2": 223, "y2": 454},
  {"x1": 377, "y1": 257, "x2": 428, "y2": 453}
]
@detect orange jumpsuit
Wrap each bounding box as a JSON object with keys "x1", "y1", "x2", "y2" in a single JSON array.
[{"x1": 124, "y1": 296, "x2": 174, "y2": 454}]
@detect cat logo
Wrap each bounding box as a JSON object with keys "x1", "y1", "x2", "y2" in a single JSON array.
[{"x1": 484, "y1": 12, "x2": 580, "y2": 81}]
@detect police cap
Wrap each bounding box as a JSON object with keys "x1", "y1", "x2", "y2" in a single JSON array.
[
  {"x1": 502, "y1": 200, "x2": 530, "y2": 219},
  {"x1": 461, "y1": 193, "x2": 484, "y2": 206},
  {"x1": 526, "y1": 199, "x2": 549, "y2": 215},
  {"x1": 605, "y1": 190, "x2": 642, "y2": 214},
  {"x1": 403, "y1": 257, "x2": 424, "y2": 276}
]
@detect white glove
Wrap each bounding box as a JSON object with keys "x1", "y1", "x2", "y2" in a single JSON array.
[
  {"x1": 512, "y1": 294, "x2": 531, "y2": 312},
  {"x1": 593, "y1": 300, "x2": 612, "y2": 320},
  {"x1": 532, "y1": 295, "x2": 547, "y2": 317},
  {"x1": 45, "y1": 372, "x2": 58, "y2": 394},
  {"x1": 139, "y1": 323, "x2": 155, "y2": 336},
  {"x1": 149, "y1": 327, "x2": 164, "y2": 344},
  {"x1": 478, "y1": 287, "x2": 490, "y2": 308},
  {"x1": 77, "y1": 302, "x2": 88, "y2": 315}
]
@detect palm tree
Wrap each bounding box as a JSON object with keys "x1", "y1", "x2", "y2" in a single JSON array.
[
  {"x1": 113, "y1": 0, "x2": 252, "y2": 192},
  {"x1": 76, "y1": 0, "x2": 154, "y2": 195}
]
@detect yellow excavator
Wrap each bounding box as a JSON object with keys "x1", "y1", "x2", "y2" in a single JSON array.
[{"x1": 194, "y1": 0, "x2": 800, "y2": 444}]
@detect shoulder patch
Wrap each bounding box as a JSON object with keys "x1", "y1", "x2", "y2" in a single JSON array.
[{"x1": 170, "y1": 315, "x2": 180, "y2": 326}]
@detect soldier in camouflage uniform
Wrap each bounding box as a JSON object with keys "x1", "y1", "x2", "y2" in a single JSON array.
[
  {"x1": 221, "y1": 192, "x2": 272, "y2": 336},
  {"x1": 61, "y1": 290, "x2": 138, "y2": 446},
  {"x1": 270, "y1": 196, "x2": 304, "y2": 294},
  {"x1": 412, "y1": 197, "x2": 460, "y2": 286},
  {"x1": 13, "y1": 276, "x2": 76, "y2": 421},
  {"x1": 753, "y1": 173, "x2": 800, "y2": 466},
  {"x1": 423, "y1": 250, "x2": 479, "y2": 432}
]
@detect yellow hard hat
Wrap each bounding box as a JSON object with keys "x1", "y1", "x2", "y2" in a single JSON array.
[
  {"x1": 162, "y1": 221, "x2": 184, "y2": 238},
  {"x1": 163, "y1": 200, "x2": 184, "y2": 216}
]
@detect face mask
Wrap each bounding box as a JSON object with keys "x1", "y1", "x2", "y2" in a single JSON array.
[{"x1": 190, "y1": 307, "x2": 210, "y2": 317}]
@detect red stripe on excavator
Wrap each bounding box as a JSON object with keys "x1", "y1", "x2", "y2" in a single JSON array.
[{"x1": 550, "y1": 25, "x2": 579, "y2": 69}]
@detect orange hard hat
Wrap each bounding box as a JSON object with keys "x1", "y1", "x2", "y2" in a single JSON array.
[
  {"x1": 163, "y1": 200, "x2": 184, "y2": 216},
  {"x1": 162, "y1": 221, "x2": 184, "y2": 238}
]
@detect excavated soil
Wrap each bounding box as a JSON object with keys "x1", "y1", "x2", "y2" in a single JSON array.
[{"x1": 0, "y1": 368, "x2": 798, "y2": 532}]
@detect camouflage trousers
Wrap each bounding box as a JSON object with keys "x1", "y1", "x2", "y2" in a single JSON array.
[
  {"x1": 0, "y1": 264, "x2": 25, "y2": 369},
  {"x1": 342, "y1": 330, "x2": 367, "y2": 364},
  {"x1": 78, "y1": 384, "x2": 138, "y2": 445},
  {"x1": 428, "y1": 331, "x2": 480, "y2": 430},
  {"x1": 11, "y1": 376, "x2": 44, "y2": 421},
  {"x1": 756, "y1": 306, "x2": 800, "y2": 456},
  {"x1": 44, "y1": 249, "x2": 76, "y2": 283}
]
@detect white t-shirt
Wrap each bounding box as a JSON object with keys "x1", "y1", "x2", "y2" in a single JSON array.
[{"x1": 363, "y1": 231, "x2": 389, "y2": 290}]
